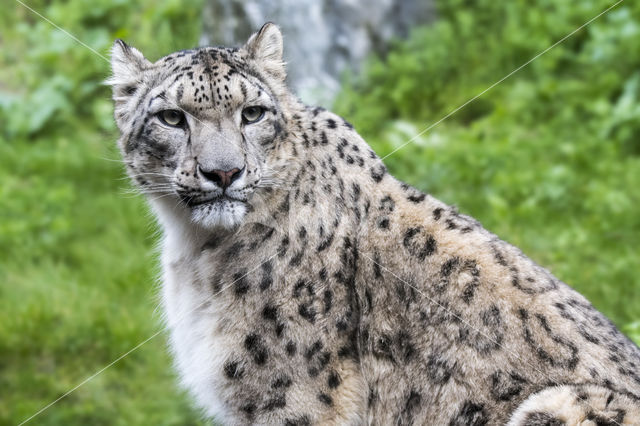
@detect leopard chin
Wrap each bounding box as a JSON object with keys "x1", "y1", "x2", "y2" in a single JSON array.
[{"x1": 189, "y1": 198, "x2": 248, "y2": 230}]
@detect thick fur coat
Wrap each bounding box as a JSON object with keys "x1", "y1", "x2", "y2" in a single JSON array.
[{"x1": 109, "y1": 23, "x2": 640, "y2": 425}]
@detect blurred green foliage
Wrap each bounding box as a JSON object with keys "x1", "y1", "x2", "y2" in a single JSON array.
[
  {"x1": 0, "y1": 0, "x2": 639, "y2": 424},
  {"x1": 0, "y1": 0, "x2": 203, "y2": 138}
]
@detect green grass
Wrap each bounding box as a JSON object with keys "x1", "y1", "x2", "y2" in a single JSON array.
[{"x1": 1, "y1": 0, "x2": 639, "y2": 424}]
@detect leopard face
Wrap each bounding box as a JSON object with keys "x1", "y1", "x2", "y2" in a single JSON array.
[{"x1": 108, "y1": 24, "x2": 289, "y2": 229}]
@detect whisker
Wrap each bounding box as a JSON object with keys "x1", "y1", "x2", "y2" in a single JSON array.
[
  {"x1": 99, "y1": 156, "x2": 125, "y2": 163},
  {"x1": 132, "y1": 172, "x2": 175, "y2": 178}
]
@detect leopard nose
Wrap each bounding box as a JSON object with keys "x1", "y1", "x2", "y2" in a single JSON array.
[{"x1": 199, "y1": 166, "x2": 244, "y2": 190}]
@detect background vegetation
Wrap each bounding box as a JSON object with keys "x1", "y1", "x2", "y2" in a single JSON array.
[{"x1": 1, "y1": 0, "x2": 639, "y2": 424}]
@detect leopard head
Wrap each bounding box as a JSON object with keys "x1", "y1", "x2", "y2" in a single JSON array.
[{"x1": 108, "y1": 23, "x2": 295, "y2": 230}]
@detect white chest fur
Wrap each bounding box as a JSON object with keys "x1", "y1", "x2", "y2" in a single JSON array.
[{"x1": 155, "y1": 201, "x2": 233, "y2": 422}]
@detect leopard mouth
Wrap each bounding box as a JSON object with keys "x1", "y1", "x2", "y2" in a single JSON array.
[
  {"x1": 182, "y1": 194, "x2": 246, "y2": 208},
  {"x1": 187, "y1": 194, "x2": 250, "y2": 229}
]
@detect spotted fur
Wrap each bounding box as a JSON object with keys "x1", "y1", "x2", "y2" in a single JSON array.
[{"x1": 110, "y1": 23, "x2": 640, "y2": 425}]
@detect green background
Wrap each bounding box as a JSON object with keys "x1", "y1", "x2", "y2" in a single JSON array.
[{"x1": 1, "y1": 0, "x2": 639, "y2": 424}]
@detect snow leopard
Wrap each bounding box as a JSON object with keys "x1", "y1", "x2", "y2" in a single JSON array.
[{"x1": 109, "y1": 23, "x2": 640, "y2": 425}]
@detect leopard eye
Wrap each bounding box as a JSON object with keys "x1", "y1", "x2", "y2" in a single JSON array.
[
  {"x1": 242, "y1": 106, "x2": 265, "y2": 124},
  {"x1": 158, "y1": 110, "x2": 185, "y2": 127}
]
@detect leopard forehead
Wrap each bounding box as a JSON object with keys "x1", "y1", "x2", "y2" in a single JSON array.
[
  {"x1": 109, "y1": 22, "x2": 287, "y2": 131},
  {"x1": 121, "y1": 52, "x2": 271, "y2": 130},
  {"x1": 149, "y1": 48, "x2": 273, "y2": 112},
  {"x1": 113, "y1": 47, "x2": 275, "y2": 163}
]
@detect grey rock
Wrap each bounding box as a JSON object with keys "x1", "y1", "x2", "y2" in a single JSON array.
[{"x1": 200, "y1": 0, "x2": 434, "y2": 106}]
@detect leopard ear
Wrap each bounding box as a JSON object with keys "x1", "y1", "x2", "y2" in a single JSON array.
[
  {"x1": 244, "y1": 23, "x2": 286, "y2": 81},
  {"x1": 106, "y1": 39, "x2": 151, "y2": 95}
]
